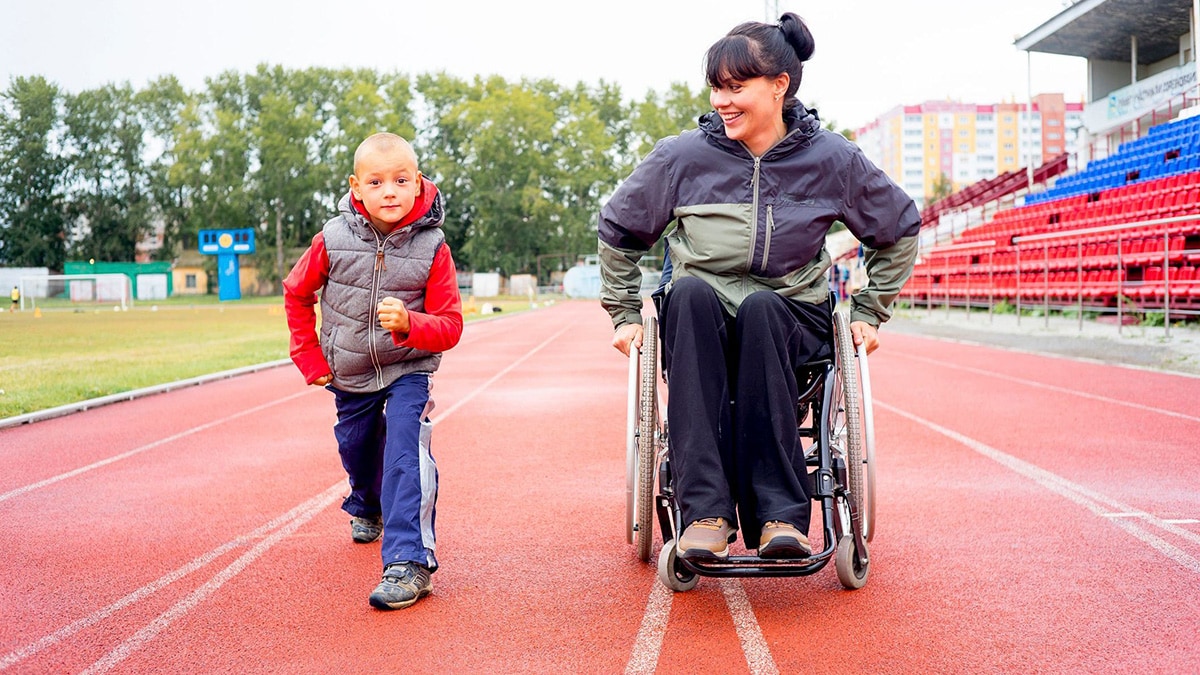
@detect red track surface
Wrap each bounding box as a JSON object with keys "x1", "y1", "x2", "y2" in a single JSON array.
[{"x1": 2, "y1": 301, "x2": 1198, "y2": 673}]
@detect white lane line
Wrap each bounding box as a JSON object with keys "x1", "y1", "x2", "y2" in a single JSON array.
[
  {"x1": 893, "y1": 352, "x2": 1200, "y2": 424},
  {"x1": 48, "y1": 328, "x2": 570, "y2": 672},
  {"x1": 81, "y1": 485, "x2": 343, "y2": 675},
  {"x1": 625, "y1": 579, "x2": 673, "y2": 675},
  {"x1": 720, "y1": 579, "x2": 779, "y2": 675},
  {"x1": 0, "y1": 484, "x2": 344, "y2": 671},
  {"x1": 879, "y1": 400, "x2": 1200, "y2": 573},
  {"x1": 0, "y1": 389, "x2": 317, "y2": 505}
]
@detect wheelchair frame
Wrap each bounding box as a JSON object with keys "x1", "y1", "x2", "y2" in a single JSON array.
[{"x1": 625, "y1": 310, "x2": 877, "y2": 591}]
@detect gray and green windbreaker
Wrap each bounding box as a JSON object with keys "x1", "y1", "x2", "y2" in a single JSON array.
[{"x1": 598, "y1": 106, "x2": 921, "y2": 329}]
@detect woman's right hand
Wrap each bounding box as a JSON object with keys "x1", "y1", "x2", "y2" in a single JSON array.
[{"x1": 612, "y1": 323, "x2": 644, "y2": 357}]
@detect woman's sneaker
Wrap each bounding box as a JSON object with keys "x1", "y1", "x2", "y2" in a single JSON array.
[
  {"x1": 350, "y1": 516, "x2": 383, "y2": 543},
  {"x1": 676, "y1": 517, "x2": 737, "y2": 560},
  {"x1": 758, "y1": 521, "x2": 812, "y2": 559},
  {"x1": 368, "y1": 563, "x2": 432, "y2": 610}
]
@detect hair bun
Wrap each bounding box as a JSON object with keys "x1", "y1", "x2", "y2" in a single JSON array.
[{"x1": 779, "y1": 12, "x2": 815, "y2": 62}]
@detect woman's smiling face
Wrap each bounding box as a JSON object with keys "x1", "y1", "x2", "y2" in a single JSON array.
[{"x1": 709, "y1": 72, "x2": 789, "y2": 156}]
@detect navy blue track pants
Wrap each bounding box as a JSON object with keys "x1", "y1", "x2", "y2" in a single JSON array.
[{"x1": 329, "y1": 372, "x2": 438, "y2": 571}]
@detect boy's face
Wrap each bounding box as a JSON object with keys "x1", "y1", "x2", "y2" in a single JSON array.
[{"x1": 348, "y1": 145, "x2": 422, "y2": 234}]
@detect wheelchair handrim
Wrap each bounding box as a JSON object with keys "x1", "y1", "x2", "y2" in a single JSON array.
[{"x1": 625, "y1": 348, "x2": 638, "y2": 545}]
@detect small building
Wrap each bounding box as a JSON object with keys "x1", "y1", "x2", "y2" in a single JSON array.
[
  {"x1": 63, "y1": 261, "x2": 173, "y2": 300},
  {"x1": 171, "y1": 250, "x2": 211, "y2": 296}
]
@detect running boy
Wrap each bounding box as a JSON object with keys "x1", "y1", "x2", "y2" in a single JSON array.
[{"x1": 284, "y1": 132, "x2": 463, "y2": 610}]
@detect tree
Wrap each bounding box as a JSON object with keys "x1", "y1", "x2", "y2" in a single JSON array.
[
  {"x1": 416, "y1": 74, "x2": 625, "y2": 276},
  {"x1": 323, "y1": 68, "x2": 415, "y2": 191},
  {"x1": 0, "y1": 76, "x2": 68, "y2": 269},
  {"x1": 246, "y1": 65, "x2": 326, "y2": 291},
  {"x1": 138, "y1": 76, "x2": 193, "y2": 261},
  {"x1": 168, "y1": 71, "x2": 256, "y2": 257},
  {"x1": 927, "y1": 172, "x2": 954, "y2": 206},
  {"x1": 629, "y1": 82, "x2": 709, "y2": 161},
  {"x1": 62, "y1": 83, "x2": 152, "y2": 262}
]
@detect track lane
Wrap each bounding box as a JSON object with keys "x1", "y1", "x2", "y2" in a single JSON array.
[
  {"x1": 94, "y1": 304, "x2": 648, "y2": 673},
  {"x1": 875, "y1": 334, "x2": 1200, "y2": 529},
  {"x1": 2, "y1": 301, "x2": 1198, "y2": 673}
]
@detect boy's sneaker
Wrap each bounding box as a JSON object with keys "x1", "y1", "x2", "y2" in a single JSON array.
[
  {"x1": 677, "y1": 517, "x2": 737, "y2": 560},
  {"x1": 368, "y1": 563, "x2": 432, "y2": 610},
  {"x1": 350, "y1": 516, "x2": 383, "y2": 543},
  {"x1": 758, "y1": 521, "x2": 812, "y2": 559}
]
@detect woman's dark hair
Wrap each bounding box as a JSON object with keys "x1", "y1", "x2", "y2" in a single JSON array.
[{"x1": 704, "y1": 12, "x2": 815, "y2": 109}]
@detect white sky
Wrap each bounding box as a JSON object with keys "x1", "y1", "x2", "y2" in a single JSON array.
[{"x1": 0, "y1": 0, "x2": 1088, "y2": 131}]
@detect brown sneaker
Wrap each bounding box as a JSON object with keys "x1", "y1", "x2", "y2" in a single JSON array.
[
  {"x1": 677, "y1": 517, "x2": 736, "y2": 559},
  {"x1": 758, "y1": 521, "x2": 812, "y2": 559}
]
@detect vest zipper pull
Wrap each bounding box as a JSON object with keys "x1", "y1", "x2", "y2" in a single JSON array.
[{"x1": 375, "y1": 247, "x2": 386, "y2": 272}]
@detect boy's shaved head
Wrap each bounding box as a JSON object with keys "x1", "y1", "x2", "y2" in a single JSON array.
[{"x1": 353, "y1": 133, "x2": 418, "y2": 174}]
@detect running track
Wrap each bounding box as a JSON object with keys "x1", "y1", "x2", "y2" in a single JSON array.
[{"x1": 1, "y1": 300, "x2": 1197, "y2": 673}]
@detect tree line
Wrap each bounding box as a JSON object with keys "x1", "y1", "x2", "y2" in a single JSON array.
[{"x1": 0, "y1": 67, "x2": 709, "y2": 287}]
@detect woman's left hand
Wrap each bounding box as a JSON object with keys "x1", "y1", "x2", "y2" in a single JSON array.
[{"x1": 849, "y1": 320, "x2": 879, "y2": 355}]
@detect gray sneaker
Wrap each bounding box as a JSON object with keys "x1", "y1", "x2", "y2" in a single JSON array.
[
  {"x1": 350, "y1": 516, "x2": 383, "y2": 543},
  {"x1": 369, "y1": 563, "x2": 433, "y2": 610}
]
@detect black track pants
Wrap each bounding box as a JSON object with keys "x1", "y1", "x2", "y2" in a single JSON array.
[{"x1": 660, "y1": 277, "x2": 832, "y2": 547}]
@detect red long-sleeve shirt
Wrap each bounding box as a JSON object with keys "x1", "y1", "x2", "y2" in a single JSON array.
[{"x1": 283, "y1": 199, "x2": 463, "y2": 386}]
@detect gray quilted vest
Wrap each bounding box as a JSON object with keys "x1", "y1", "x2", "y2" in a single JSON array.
[{"x1": 319, "y1": 191, "x2": 447, "y2": 393}]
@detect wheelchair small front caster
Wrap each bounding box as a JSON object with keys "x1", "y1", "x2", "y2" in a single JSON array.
[
  {"x1": 835, "y1": 535, "x2": 869, "y2": 589},
  {"x1": 658, "y1": 542, "x2": 699, "y2": 592}
]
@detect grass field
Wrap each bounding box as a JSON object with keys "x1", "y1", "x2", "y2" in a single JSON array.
[{"x1": 0, "y1": 295, "x2": 550, "y2": 419}]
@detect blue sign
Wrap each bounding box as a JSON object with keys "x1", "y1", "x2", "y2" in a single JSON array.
[{"x1": 198, "y1": 229, "x2": 256, "y2": 301}]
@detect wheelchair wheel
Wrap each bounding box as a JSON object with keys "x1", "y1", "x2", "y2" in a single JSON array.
[
  {"x1": 634, "y1": 317, "x2": 660, "y2": 562},
  {"x1": 835, "y1": 534, "x2": 869, "y2": 589},
  {"x1": 658, "y1": 541, "x2": 699, "y2": 592},
  {"x1": 832, "y1": 312, "x2": 864, "y2": 538}
]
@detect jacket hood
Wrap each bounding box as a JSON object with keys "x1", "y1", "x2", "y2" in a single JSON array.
[
  {"x1": 337, "y1": 176, "x2": 444, "y2": 242},
  {"x1": 697, "y1": 103, "x2": 823, "y2": 159}
]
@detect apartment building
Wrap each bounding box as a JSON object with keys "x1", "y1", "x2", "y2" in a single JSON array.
[{"x1": 856, "y1": 94, "x2": 1084, "y2": 208}]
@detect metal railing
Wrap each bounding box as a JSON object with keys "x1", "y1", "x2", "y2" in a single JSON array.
[{"x1": 911, "y1": 214, "x2": 1200, "y2": 338}]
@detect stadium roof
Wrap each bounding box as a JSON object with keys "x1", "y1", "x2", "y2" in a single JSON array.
[{"x1": 1014, "y1": 0, "x2": 1195, "y2": 64}]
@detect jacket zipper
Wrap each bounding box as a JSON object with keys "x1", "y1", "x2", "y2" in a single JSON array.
[
  {"x1": 762, "y1": 205, "x2": 774, "y2": 273},
  {"x1": 369, "y1": 229, "x2": 402, "y2": 390},
  {"x1": 741, "y1": 128, "x2": 802, "y2": 275},
  {"x1": 747, "y1": 156, "x2": 762, "y2": 271}
]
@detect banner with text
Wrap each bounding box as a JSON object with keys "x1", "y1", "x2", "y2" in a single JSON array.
[{"x1": 1083, "y1": 64, "x2": 1197, "y2": 135}]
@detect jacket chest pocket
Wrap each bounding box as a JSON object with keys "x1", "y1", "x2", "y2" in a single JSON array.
[{"x1": 762, "y1": 202, "x2": 837, "y2": 273}]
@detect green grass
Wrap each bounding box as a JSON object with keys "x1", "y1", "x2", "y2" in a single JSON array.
[{"x1": 0, "y1": 295, "x2": 550, "y2": 419}]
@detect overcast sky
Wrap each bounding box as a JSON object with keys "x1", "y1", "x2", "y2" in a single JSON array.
[{"x1": 0, "y1": 0, "x2": 1088, "y2": 131}]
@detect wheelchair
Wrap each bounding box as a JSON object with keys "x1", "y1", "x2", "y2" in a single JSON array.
[{"x1": 625, "y1": 307, "x2": 877, "y2": 591}]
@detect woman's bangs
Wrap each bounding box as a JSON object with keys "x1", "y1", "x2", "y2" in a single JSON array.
[{"x1": 704, "y1": 37, "x2": 765, "y2": 87}]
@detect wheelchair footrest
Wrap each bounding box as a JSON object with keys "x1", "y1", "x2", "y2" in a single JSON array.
[{"x1": 678, "y1": 551, "x2": 832, "y2": 577}]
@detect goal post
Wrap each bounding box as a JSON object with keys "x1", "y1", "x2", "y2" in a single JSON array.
[{"x1": 19, "y1": 274, "x2": 134, "y2": 311}]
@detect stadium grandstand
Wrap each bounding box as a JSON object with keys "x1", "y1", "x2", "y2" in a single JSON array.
[{"x1": 898, "y1": 0, "x2": 1200, "y2": 323}]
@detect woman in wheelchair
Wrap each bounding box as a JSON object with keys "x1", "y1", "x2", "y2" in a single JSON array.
[{"x1": 598, "y1": 13, "x2": 919, "y2": 562}]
